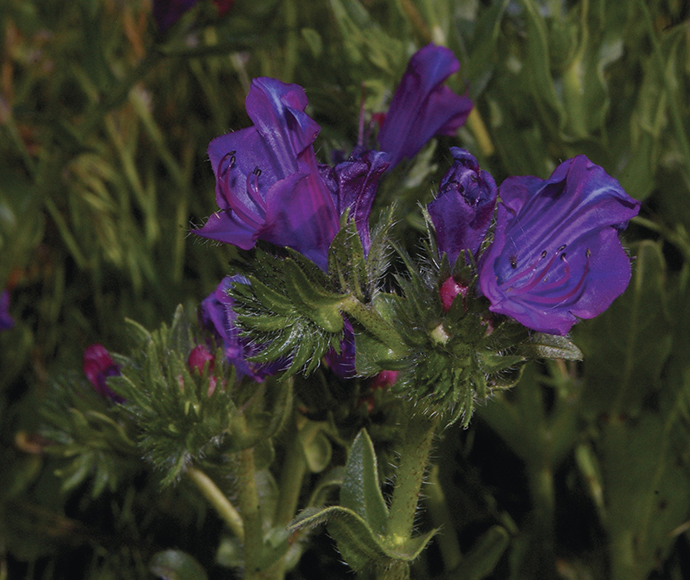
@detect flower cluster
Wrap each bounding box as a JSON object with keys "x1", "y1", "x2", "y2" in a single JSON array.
[{"x1": 195, "y1": 43, "x2": 640, "y2": 381}]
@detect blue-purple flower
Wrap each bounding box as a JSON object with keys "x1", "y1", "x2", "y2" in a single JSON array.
[
  {"x1": 321, "y1": 148, "x2": 391, "y2": 255},
  {"x1": 479, "y1": 156, "x2": 641, "y2": 335},
  {"x1": 1, "y1": 289, "x2": 14, "y2": 331},
  {"x1": 195, "y1": 78, "x2": 340, "y2": 271},
  {"x1": 200, "y1": 275, "x2": 281, "y2": 381},
  {"x1": 378, "y1": 44, "x2": 473, "y2": 168},
  {"x1": 428, "y1": 148, "x2": 497, "y2": 263},
  {"x1": 83, "y1": 344, "x2": 123, "y2": 401}
]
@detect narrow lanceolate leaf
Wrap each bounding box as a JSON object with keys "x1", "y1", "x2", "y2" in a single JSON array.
[
  {"x1": 288, "y1": 505, "x2": 435, "y2": 573},
  {"x1": 328, "y1": 218, "x2": 368, "y2": 302},
  {"x1": 522, "y1": 333, "x2": 583, "y2": 361},
  {"x1": 340, "y1": 429, "x2": 389, "y2": 536},
  {"x1": 578, "y1": 241, "x2": 671, "y2": 416}
]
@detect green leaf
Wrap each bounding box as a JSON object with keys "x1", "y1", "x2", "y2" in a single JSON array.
[
  {"x1": 599, "y1": 414, "x2": 690, "y2": 580},
  {"x1": 288, "y1": 505, "x2": 435, "y2": 573},
  {"x1": 300, "y1": 429, "x2": 333, "y2": 474},
  {"x1": 328, "y1": 218, "x2": 368, "y2": 302},
  {"x1": 578, "y1": 241, "x2": 672, "y2": 416},
  {"x1": 149, "y1": 549, "x2": 208, "y2": 580},
  {"x1": 522, "y1": 333, "x2": 583, "y2": 361},
  {"x1": 453, "y1": 526, "x2": 511, "y2": 580},
  {"x1": 518, "y1": 0, "x2": 566, "y2": 128},
  {"x1": 464, "y1": 0, "x2": 511, "y2": 97},
  {"x1": 340, "y1": 429, "x2": 389, "y2": 536}
]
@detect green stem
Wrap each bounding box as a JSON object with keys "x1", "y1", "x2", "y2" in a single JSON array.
[
  {"x1": 187, "y1": 467, "x2": 244, "y2": 541},
  {"x1": 386, "y1": 412, "x2": 440, "y2": 546},
  {"x1": 340, "y1": 296, "x2": 407, "y2": 357},
  {"x1": 274, "y1": 416, "x2": 312, "y2": 529},
  {"x1": 467, "y1": 109, "x2": 495, "y2": 158},
  {"x1": 234, "y1": 417, "x2": 266, "y2": 580},
  {"x1": 521, "y1": 462, "x2": 557, "y2": 577},
  {"x1": 425, "y1": 464, "x2": 462, "y2": 571}
]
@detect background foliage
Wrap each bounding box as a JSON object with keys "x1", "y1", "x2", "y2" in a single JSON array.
[{"x1": 1, "y1": 0, "x2": 690, "y2": 578}]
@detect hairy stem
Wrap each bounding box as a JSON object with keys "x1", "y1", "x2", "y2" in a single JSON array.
[
  {"x1": 234, "y1": 418, "x2": 266, "y2": 580},
  {"x1": 386, "y1": 411, "x2": 441, "y2": 545},
  {"x1": 187, "y1": 467, "x2": 244, "y2": 541}
]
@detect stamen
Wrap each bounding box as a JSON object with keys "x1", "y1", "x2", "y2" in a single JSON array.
[
  {"x1": 503, "y1": 249, "x2": 554, "y2": 292},
  {"x1": 246, "y1": 170, "x2": 267, "y2": 212},
  {"x1": 524, "y1": 249, "x2": 591, "y2": 305},
  {"x1": 217, "y1": 151, "x2": 236, "y2": 177}
]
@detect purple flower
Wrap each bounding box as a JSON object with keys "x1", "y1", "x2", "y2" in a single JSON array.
[
  {"x1": 321, "y1": 148, "x2": 391, "y2": 255},
  {"x1": 83, "y1": 344, "x2": 123, "y2": 401},
  {"x1": 428, "y1": 148, "x2": 497, "y2": 263},
  {"x1": 325, "y1": 319, "x2": 357, "y2": 379},
  {"x1": 1, "y1": 290, "x2": 14, "y2": 331},
  {"x1": 378, "y1": 44, "x2": 473, "y2": 168},
  {"x1": 200, "y1": 276, "x2": 280, "y2": 381},
  {"x1": 153, "y1": 0, "x2": 197, "y2": 32},
  {"x1": 195, "y1": 78, "x2": 339, "y2": 271},
  {"x1": 479, "y1": 156, "x2": 641, "y2": 335}
]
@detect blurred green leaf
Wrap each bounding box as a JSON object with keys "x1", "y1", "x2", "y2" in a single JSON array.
[
  {"x1": 578, "y1": 241, "x2": 672, "y2": 416},
  {"x1": 599, "y1": 414, "x2": 690, "y2": 580},
  {"x1": 149, "y1": 549, "x2": 208, "y2": 580}
]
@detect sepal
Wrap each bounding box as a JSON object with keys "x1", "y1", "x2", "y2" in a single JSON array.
[{"x1": 230, "y1": 245, "x2": 348, "y2": 375}]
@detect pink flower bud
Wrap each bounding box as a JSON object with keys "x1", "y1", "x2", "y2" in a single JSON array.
[{"x1": 439, "y1": 276, "x2": 468, "y2": 312}]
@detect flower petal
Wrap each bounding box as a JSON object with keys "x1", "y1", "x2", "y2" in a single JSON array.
[
  {"x1": 379, "y1": 44, "x2": 473, "y2": 167},
  {"x1": 428, "y1": 148, "x2": 497, "y2": 262},
  {"x1": 479, "y1": 156, "x2": 640, "y2": 335},
  {"x1": 326, "y1": 148, "x2": 391, "y2": 254}
]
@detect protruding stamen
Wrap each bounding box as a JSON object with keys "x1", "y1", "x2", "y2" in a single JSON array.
[
  {"x1": 525, "y1": 249, "x2": 592, "y2": 305},
  {"x1": 217, "y1": 151, "x2": 236, "y2": 178}
]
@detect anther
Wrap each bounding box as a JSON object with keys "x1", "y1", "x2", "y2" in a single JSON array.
[{"x1": 557, "y1": 244, "x2": 567, "y2": 252}]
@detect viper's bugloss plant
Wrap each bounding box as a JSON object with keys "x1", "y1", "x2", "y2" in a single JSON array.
[{"x1": 27, "y1": 4, "x2": 677, "y2": 578}]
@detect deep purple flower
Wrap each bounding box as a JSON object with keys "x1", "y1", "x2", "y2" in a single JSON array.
[
  {"x1": 479, "y1": 156, "x2": 641, "y2": 335},
  {"x1": 321, "y1": 148, "x2": 391, "y2": 255},
  {"x1": 200, "y1": 275, "x2": 280, "y2": 382},
  {"x1": 195, "y1": 78, "x2": 339, "y2": 271},
  {"x1": 153, "y1": 0, "x2": 197, "y2": 32},
  {"x1": 1, "y1": 290, "x2": 14, "y2": 331},
  {"x1": 378, "y1": 44, "x2": 473, "y2": 168},
  {"x1": 428, "y1": 148, "x2": 497, "y2": 263},
  {"x1": 83, "y1": 344, "x2": 123, "y2": 401},
  {"x1": 325, "y1": 319, "x2": 357, "y2": 379}
]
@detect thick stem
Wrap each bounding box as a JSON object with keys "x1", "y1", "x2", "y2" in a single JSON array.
[
  {"x1": 233, "y1": 416, "x2": 267, "y2": 580},
  {"x1": 237, "y1": 445, "x2": 263, "y2": 575},
  {"x1": 187, "y1": 467, "x2": 244, "y2": 541},
  {"x1": 386, "y1": 412, "x2": 440, "y2": 546},
  {"x1": 521, "y1": 462, "x2": 557, "y2": 578}
]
